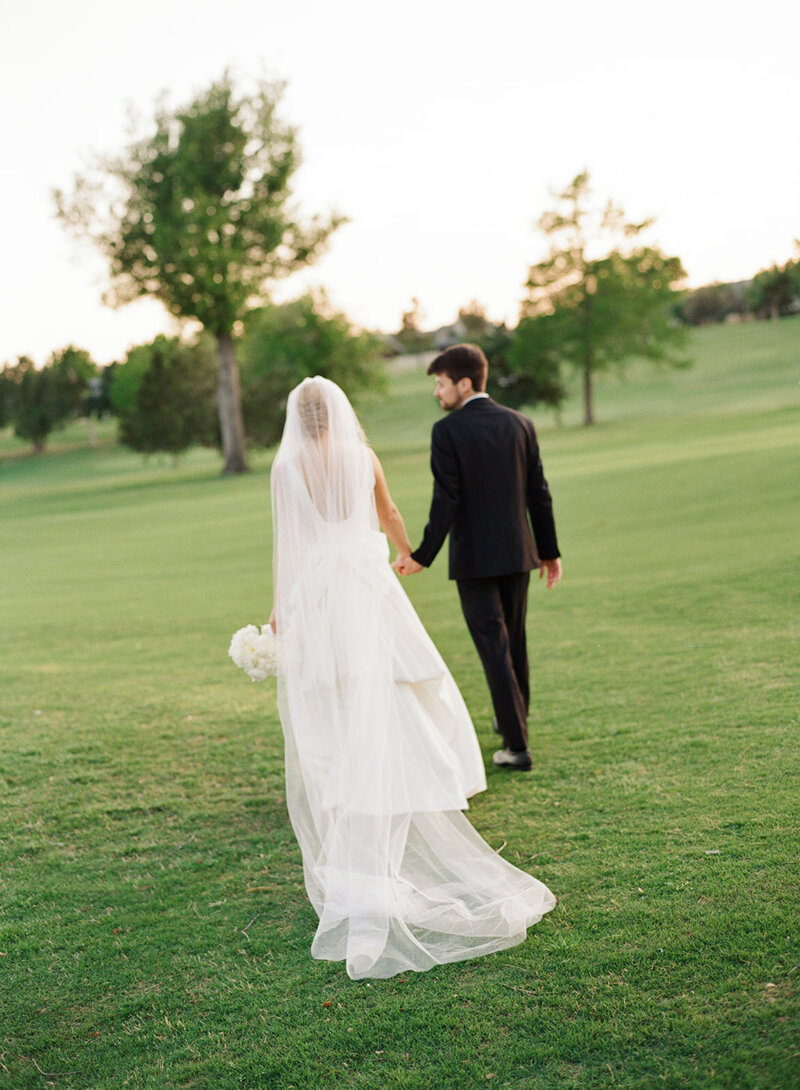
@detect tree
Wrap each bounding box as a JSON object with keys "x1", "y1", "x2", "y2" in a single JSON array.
[
  {"x1": 2, "y1": 347, "x2": 96, "y2": 452},
  {"x1": 680, "y1": 282, "x2": 747, "y2": 326},
  {"x1": 457, "y1": 300, "x2": 493, "y2": 340},
  {"x1": 746, "y1": 249, "x2": 800, "y2": 320},
  {"x1": 484, "y1": 322, "x2": 567, "y2": 412},
  {"x1": 52, "y1": 346, "x2": 98, "y2": 421},
  {"x1": 54, "y1": 74, "x2": 343, "y2": 474},
  {"x1": 0, "y1": 366, "x2": 12, "y2": 430},
  {"x1": 85, "y1": 365, "x2": 116, "y2": 420},
  {"x1": 520, "y1": 172, "x2": 689, "y2": 425},
  {"x1": 396, "y1": 297, "x2": 434, "y2": 352},
  {"x1": 238, "y1": 291, "x2": 384, "y2": 447},
  {"x1": 112, "y1": 335, "x2": 219, "y2": 458}
]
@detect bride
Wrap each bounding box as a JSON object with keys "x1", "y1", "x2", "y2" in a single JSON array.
[{"x1": 269, "y1": 376, "x2": 555, "y2": 980}]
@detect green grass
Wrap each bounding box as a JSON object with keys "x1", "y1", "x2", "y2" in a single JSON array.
[{"x1": 1, "y1": 318, "x2": 799, "y2": 1089}]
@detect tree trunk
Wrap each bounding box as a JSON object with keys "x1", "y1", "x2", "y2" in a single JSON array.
[
  {"x1": 583, "y1": 359, "x2": 595, "y2": 426},
  {"x1": 770, "y1": 299, "x2": 780, "y2": 322},
  {"x1": 215, "y1": 331, "x2": 250, "y2": 475}
]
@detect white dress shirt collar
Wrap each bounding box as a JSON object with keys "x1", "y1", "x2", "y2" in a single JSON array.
[{"x1": 461, "y1": 392, "x2": 490, "y2": 408}]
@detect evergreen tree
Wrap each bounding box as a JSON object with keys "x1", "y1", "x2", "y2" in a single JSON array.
[
  {"x1": 114, "y1": 336, "x2": 218, "y2": 458},
  {"x1": 2, "y1": 348, "x2": 96, "y2": 452}
]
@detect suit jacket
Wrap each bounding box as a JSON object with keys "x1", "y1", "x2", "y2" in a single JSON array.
[{"x1": 411, "y1": 397, "x2": 560, "y2": 580}]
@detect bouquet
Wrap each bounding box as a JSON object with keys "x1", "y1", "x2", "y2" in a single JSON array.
[{"x1": 228, "y1": 624, "x2": 279, "y2": 682}]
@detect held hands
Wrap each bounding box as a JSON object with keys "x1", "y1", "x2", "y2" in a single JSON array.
[
  {"x1": 539, "y1": 558, "x2": 563, "y2": 590},
  {"x1": 392, "y1": 555, "x2": 424, "y2": 576},
  {"x1": 393, "y1": 556, "x2": 561, "y2": 582}
]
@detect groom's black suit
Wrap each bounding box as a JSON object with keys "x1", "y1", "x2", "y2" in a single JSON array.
[{"x1": 411, "y1": 396, "x2": 559, "y2": 753}]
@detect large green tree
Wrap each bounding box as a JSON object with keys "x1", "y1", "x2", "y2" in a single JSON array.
[
  {"x1": 518, "y1": 172, "x2": 689, "y2": 425},
  {"x1": 239, "y1": 291, "x2": 384, "y2": 447},
  {"x1": 55, "y1": 75, "x2": 343, "y2": 473}
]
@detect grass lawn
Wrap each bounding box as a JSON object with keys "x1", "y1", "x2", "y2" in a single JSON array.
[{"x1": 1, "y1": 318, "x2": 798, "y2": 1089}]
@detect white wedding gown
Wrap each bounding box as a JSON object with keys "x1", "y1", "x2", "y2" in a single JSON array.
[{"x1": 271, "y1": 378, "x2": 555, "y2": 980}]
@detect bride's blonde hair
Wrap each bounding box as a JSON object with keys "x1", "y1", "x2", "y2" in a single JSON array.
[
  {"x1": 296, "y1": 377, "x2": 366, "y2": 444},
  {"x1": 297, "y1": 379, "x2": 329, "y2": 438}
]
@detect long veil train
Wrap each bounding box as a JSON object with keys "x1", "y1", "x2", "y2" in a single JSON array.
[{"x1": 271, "y1": 376, "x2": 555, "y2": 979}]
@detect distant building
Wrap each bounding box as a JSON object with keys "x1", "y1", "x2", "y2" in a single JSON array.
[{"x1": 431, "y1": 319, "x2": 469, "y2": 349}]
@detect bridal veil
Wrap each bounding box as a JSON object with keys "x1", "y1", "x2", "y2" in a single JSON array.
[{"x1": 271, "y1": 376, "x2": 554, "y2": 979}]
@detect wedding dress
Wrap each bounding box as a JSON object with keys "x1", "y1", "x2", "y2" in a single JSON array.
[{"x1": 271, "y1": 376, "x2": 555, "y2": 980}]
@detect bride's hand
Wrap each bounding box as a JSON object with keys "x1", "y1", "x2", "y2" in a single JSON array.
[
  {"x1": 268, "y1": 607, "x2": 277, "y2": 633},
  {"x1": 392, "y1": 555, "x2": 424, "y2": 576}
]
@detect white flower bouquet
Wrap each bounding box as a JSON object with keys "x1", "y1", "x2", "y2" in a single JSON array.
[{"x1": 228, "y1": 624, "x2": 279, "y2": 681}]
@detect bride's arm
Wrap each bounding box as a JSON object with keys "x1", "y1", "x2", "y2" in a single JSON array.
[{"x1": 369, "y1": 449, "x2": 413, "y2": 558}]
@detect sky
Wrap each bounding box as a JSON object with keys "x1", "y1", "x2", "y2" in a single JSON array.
[{"x1": 1, "y1": 0, "x2": 798, "y2": 366}]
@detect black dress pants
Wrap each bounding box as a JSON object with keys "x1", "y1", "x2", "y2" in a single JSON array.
[{"x1": 456, "y1": 572, "x2": 531, "y2": 753}]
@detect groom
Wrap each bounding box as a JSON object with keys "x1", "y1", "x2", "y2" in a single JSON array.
[{"x1": 393, "y1": 343, "x2": 562, "y2": 771}]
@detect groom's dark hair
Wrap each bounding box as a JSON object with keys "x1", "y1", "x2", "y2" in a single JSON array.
[{"x1": 427, "y1": 343, "x2": 488, "y2": 392}]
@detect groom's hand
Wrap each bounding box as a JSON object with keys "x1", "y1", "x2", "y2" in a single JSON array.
[
  {"x1": 539, "y1": 558, "x2": 562, "y2": 589},
  {"x1": 392, "y1": 555, "x2": 424, "y2": 576}
]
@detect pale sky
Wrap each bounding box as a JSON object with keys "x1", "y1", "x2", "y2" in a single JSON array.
[{"x1": 1, "y1": 0, "x2": 798, "y2": 365}]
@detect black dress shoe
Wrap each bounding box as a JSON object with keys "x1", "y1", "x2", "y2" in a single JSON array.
[{"x1": 492, "y1": 747, "x2": 533, "y2": 771}]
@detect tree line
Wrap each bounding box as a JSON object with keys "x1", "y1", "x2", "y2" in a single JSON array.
[
  {"x1": 676, "y1": 251, "x2": 800, "y2": 326},
  {"x1": 0, "y1": 293, "x2": 382, "y2": 456},
  {"x1": 3, "y1": 75, "x2": 796, "y2": 458},
  {"x1": 0, "y1": 348, "x2": 99, "y2": 453}
]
